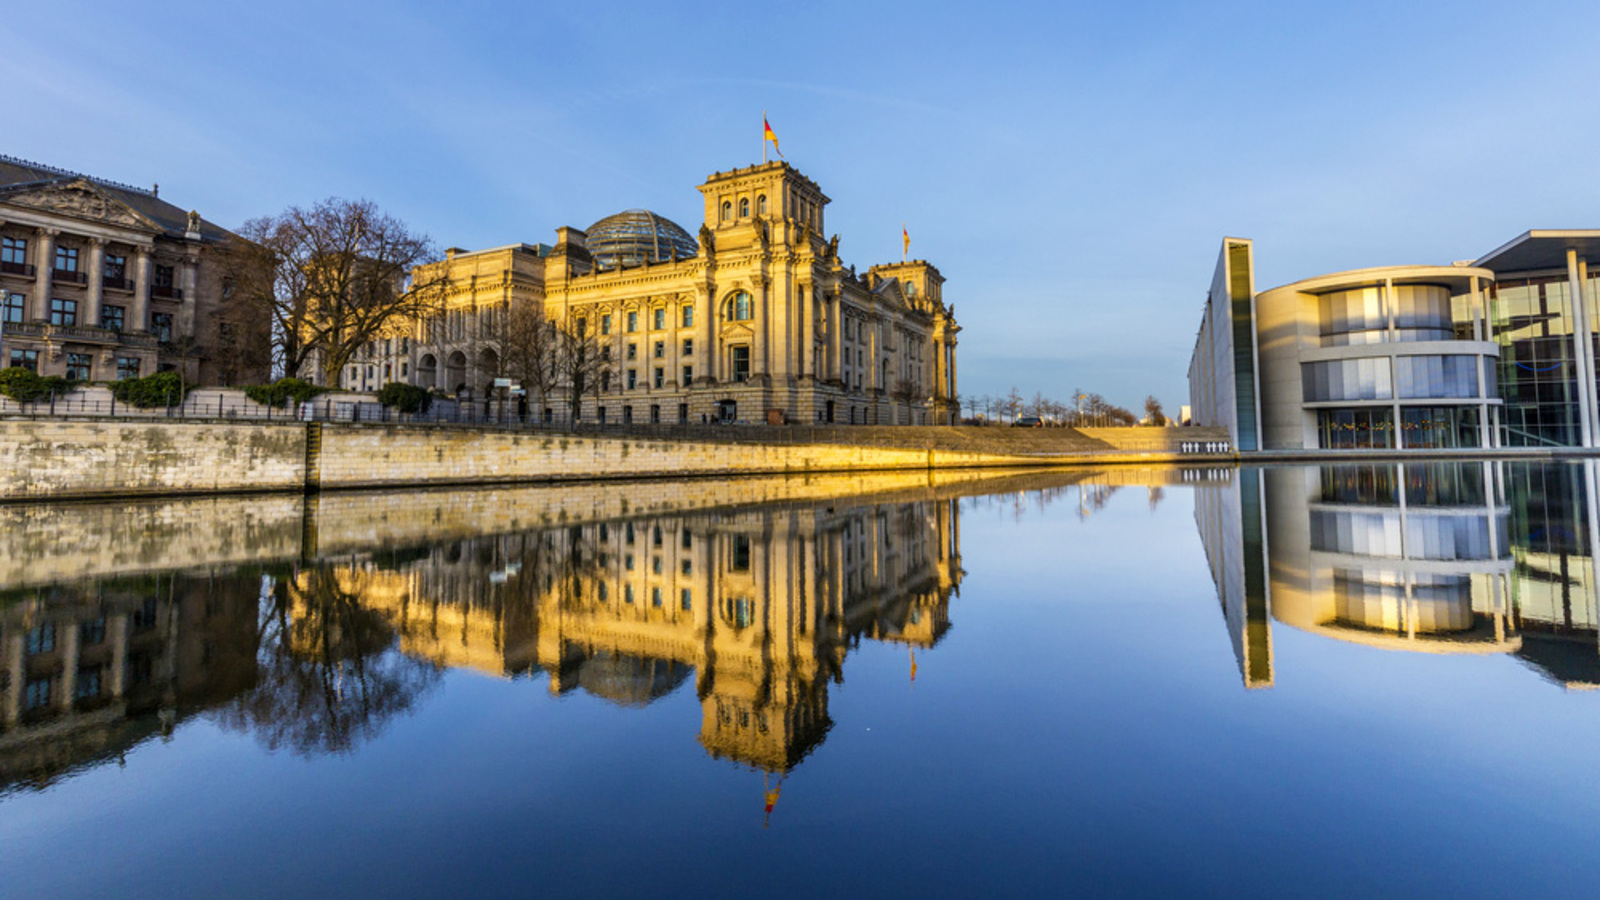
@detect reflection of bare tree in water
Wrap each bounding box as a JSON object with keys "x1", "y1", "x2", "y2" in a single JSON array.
[{"x1": 211, "y1": 566, "x2": 440, "y2": 756}]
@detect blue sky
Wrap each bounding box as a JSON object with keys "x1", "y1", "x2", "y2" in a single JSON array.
[{"x1": 10, "y1": 0, "x2": 1600, "y2": 410}]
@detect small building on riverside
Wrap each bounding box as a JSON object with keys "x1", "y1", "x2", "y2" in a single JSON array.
[
  {"x1": 392, "y1": 162, "x2": 959, "y2": 426},
  {"x1": 0, "y1": 155, "x2": 269, "y2": 386},
  {"x1": 1189, "y1": 231, "x2": 1600, "y2": 450}
]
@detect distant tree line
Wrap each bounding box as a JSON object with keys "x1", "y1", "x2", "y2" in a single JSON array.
[{"x1": 958, "y1": 387, "x2": 1169, "y2": 427}]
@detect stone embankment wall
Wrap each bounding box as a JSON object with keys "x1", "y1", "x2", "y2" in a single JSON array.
[
  {"x1": 0, "y1": 419, "x2": 1232, "y2": 501},
  {"x1": 0, "y1": 467, "x2": 1178, "y2": 590},
  {"x1": 1, "y1": 420, "x2": 306, "y2": 499}
]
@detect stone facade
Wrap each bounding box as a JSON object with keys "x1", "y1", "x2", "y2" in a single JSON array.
[
  {"x1": 398, "y1": 162, "x2": 959, "y2": 425},
  {"x1": 0, "y1": 155, "x2": 269, "y2": 387}
]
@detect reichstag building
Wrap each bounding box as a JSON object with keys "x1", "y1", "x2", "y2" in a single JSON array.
[{"x1": 355, "y1": 162, "x2": 959, "y2": 425}]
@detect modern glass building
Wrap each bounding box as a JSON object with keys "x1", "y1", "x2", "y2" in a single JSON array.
[{"x1": 1190, "y1": 230, "x2": 1600, "y2": 450}]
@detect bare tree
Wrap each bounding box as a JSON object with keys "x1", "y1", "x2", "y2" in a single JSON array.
[
  {"x1": 1143, "y1": 395, "x2": 1168, "y2": 426},
  {"x1": 552, "y1": 312, "x2": 612, "y2": 425},
  {"x1": 223, "y1": 198, "x2": 447, "y2": 384},
  {"x1": 1004, "y1": 386, "x2": 1024, "y2": 424},
  {"x1": 891, "y1": 378, "x2": 922, "y2": 425},
  {"x1": 495, "y1": 302, "x2": 559, "y2": 414}
]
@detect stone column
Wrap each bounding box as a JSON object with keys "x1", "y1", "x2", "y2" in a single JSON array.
[
  {"x1": 4, "y1": 634, "x2": 22, "y2": 726},
  {"x1": 179, "y1": 254, "x2": 200, "y2": 335},
  {"x1": 34, "y1": 227, "x2": 56, "y2": 320},
  {"x1": 798, "y1": 284, "x2": 812, "y2": 380},
  {"x1": 60, "y1": 620, "x2": 80, "y2": 712},
  {"x1": 108, "y1": 614, "x2": 128, "y2": 698},
  {"x1": 132, "y1": 247, "x2": 152, "y2": 334},
  {"x1": 755, "y1": 276, "x2": 770, "y2": 380},
  {"x1": 697, "y1": 286, "x2": 714, "y2": 383},
  {"x1": 832, "y1": 291, "x2": 844, "y2": 381},
  {"x1": 85, "y1": 237, "x2": 105, "y2": 327}
]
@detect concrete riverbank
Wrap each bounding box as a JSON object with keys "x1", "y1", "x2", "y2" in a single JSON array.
[{"x1": 0, "y1": 419, "x2": 1232, "y2": 501}]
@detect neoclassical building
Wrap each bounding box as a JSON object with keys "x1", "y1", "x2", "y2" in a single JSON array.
[
  {"x1": 397, "y1": 162, "x2": 959, "y2": 424},
  {"x1": 0, "y1": 155, "x2": 268, "y2": 386}
]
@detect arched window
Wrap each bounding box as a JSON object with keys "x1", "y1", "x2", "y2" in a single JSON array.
[
  {"x1": 756, "y1": 194, "x2": 767, "y2": 215},
  {"x1": 720, "y1": 200, "x2": 731, "y2": 222},
  {"x1": 739, "y1": 197, "x2": 750, "y2": 217},
  {"x1": 727, "y1": 291, "x2": 753, "y2": 321}
]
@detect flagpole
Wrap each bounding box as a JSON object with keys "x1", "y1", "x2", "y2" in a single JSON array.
[{"x1": 762, "y1": 109, "x2": 768, "y2": 164}]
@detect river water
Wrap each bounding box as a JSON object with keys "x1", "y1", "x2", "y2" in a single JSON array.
[{"x1": 3, "y1": 462, "x2": 1599, "y2": 898}]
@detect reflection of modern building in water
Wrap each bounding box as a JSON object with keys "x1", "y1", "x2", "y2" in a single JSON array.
[
  {"x1": 320, "y1": 498, "x2": 962, "y2": 772},
  {"x1": 1199, "y1": 461, "x2": 1600, "y2": 689},
  {"x1": 1189, "y1": 231, "x2": 1600, "y2": 450}
]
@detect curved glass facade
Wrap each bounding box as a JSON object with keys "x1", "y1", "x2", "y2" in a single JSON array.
[
  {"x1": 1320, "y1": 284, "x2": 1453, "y2": 346},
  {"x1": 1311, "y1": 509, "x2": 1504, "y2": 560},
  {"x1": 585, "y1": 209, "x2": 699, "y2": 271}
]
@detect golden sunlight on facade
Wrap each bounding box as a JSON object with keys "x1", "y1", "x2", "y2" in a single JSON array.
[
  {"x1": 309, "y1": 498, "x2": 961, "y2": 772},
  {"x1": 387, "y1": 162, "x2": 958, "y2": 425}
]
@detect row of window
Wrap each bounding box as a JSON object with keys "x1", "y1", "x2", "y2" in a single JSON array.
[
  {"x1": 8, "y1": 348, "x2": 144, "y2": 380},
  {"x1": 0, "y1": 236, "x2": 174, "y2": 285},
  {"x1": 597, "y1": 305, "x2": 696, "y2": 336},
  {"x1": 3, "y1": 291, "x2": 173, "y2": 337}
]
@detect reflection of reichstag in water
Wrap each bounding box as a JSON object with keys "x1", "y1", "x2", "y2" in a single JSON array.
[
  {"x1": 1198, "y1": 461, "x2": 1600, "y2": 689},
  {"x1": 0, "y1": 484, "x2": 973, "y2": 794}
]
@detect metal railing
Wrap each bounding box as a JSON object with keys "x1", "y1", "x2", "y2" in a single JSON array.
[{"x1": 0, "y1": 395, "x2": 1226, "y2": 455}]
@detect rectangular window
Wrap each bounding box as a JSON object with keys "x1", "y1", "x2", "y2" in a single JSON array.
[
  {"x1": 654, "y1": 341, "x2": 664, "y2": 359},
  {"x1": 681, "y1": 530, "x2": 692, "y2": 549},
  {"x1": 680, "y1": 588, "x2": 692, "y2": 611},
  {"x1": 24, "y1": 678, "x2": 51, "y2": 711},
  {"x1": 627, "y1": 311, "x2": 638, "y2": 332},
  {"x1": 102, "y1": 305, "x2": 125, "y2": 331},
  {"x1": 153, "y1": 264, "x2": 174, "y2": 288},
  {"x1": 116, "y1": 356, "x2": 141, "y2": 380},
  {"x1": 682, "y1": 338, "x2": 693, "y2": 356},
  {"x1": 653, "y1": 308, "x2": 665, "y2": 330},
  {"x1": 152, "y1": 313, "x2": 173, "y2": 342},
  {"x1": 678, "y1": 402, "x2": 688, "y2": 423},
  {"x1": 66, "y1": 352, "x2": 91, "y2": 381},
  {"x1": 681, "y1": 305, "x2": 693, "y2": 328},
  {"x1": 1, "y1": 235, "x2": 27, "y2": 266},
  {"x1": 3, "y1": 292, "x2": 22, "y2": 323},
  {"x1": 627, "y1": 369, "x2": 637, "y2": 389},
  {"x1": 625, "y1": 584, "x2": 635, "y2": 604},
  {"x1": 75, "y1": 668, "x2": 102, "y2": 700},
  {"x1": 50, "y1": 297, "x2": 77, "y2": 326},
  {"x1": 54, "y1": 246, "x2": 79, "y2": 273},
  {"x1": 653, "y1": 368, "x2": 664, "y2": 388},
  {"x1": 601, "y1": 314, "x2": 611, "y2": 334},
  {"x1": 682, "y1": 365, "x2": 693, "y2": 384},
  {"x1": 80, "y1": 618, "x2": 106, "y2": 645},
  {"x1": 26, "y1": 623, "x2": 56, "y2": 655},
  {"x1": 731, "y1": 345, "x2": 750, "y2": 382},
  {"x1": 627, "y1": 343, "x2": 637, "y2": 360},
  {"x1": 575, "y1": 317, "x2": 587, "y2": 336},
  {"x1": 104, "y1": 253, "x2": 126, "y2": 281},
  {"x1": 10, "y1": 348, "x2": 38, "y2": 371},
  {"x1": 652, "y1": 587, "x2": 663, "y2": 607},
  {"x1": 681, "y1": 559, "x2": 692, "y2": 575}
]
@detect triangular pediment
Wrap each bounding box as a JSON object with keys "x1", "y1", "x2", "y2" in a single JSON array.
[{"x1": 0, "y1": 179, "x2": 162, "y2": 232}]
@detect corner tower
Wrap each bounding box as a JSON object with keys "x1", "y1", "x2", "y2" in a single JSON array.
[{"x1": 697, "y1": 162, "x2": 829, "y2": 254}]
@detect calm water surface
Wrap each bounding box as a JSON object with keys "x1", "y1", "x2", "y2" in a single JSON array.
[{"x1": 4, "y1": 463, "x2": 1600, "y2": 898}]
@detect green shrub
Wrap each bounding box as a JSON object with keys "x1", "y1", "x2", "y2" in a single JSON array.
[
  {"x1": 0, "y1": 368, "x2": 74, "y2": 403},
  {"x1": 376, "y1": 382, "x2": 432, "y2": 414},
  {"x1": 110, "y1": 371, "x2": 190, "y2": 408},
  {"x1": 244, "y1": 377, "x2": 326, "y2": 408}
]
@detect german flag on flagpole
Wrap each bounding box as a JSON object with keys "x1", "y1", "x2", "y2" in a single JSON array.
[
  {"x1": 763, "y1": 112, "x2": 783, "y2": 160},
  {"x1": 902, "y1": 223, "x2": 910, "y2": 261}
]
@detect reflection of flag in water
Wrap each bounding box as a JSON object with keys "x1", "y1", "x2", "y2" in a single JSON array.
[
  {"x1": 763, "y1": 773, "x2": 783, "y2": 828},
  {"x1": 910, "y1": 649, "x2": 918, "y2": 683},
  {"x1": 763, "y1": 115, "x2": 783, "y2": 159}
]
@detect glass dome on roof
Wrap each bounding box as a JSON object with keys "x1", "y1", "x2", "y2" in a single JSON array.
[{"x1": 586, "y1": 209, "x2": 699, "y2": 270}]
